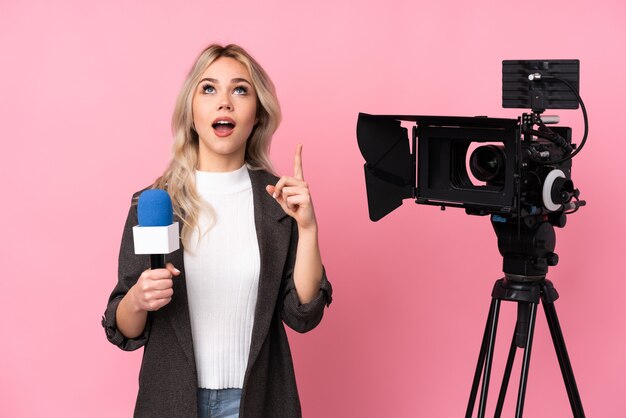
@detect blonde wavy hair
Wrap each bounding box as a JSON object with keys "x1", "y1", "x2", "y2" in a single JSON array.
[{"x1": 153, "y1": 44, "x2": 282, "y2": 243}]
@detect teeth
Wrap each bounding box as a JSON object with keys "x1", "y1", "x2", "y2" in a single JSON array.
[{"x1": 216, "y1": 120, "x2": 232, "y2": 125}]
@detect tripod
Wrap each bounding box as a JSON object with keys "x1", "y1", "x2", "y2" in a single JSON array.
[{"x1": 465, "y1": 217, "x2": 585, "y2": 417}]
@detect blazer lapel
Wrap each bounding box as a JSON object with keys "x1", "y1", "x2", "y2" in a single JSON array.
[
  {"x1": 247, "y1": 169, "x2": 291, "y2": 370},
  {"x1": 165, "y1": 218, "x2": 196, "y2": 371}
]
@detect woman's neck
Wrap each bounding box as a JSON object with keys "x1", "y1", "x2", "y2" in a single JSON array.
[{"x1": 197, "y1": 148, "x2": 246, "y2": 172}]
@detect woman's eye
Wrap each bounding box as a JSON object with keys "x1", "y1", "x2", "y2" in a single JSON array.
[
  {"x1": 202, "y1": 84, "x2": 215, "y2": 94},
  {"x1": 233, "y1": 86, "x2": 248, "y2": 95}
]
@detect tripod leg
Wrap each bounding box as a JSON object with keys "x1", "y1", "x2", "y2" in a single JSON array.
[
  {"x1": 466, "y1": 300, "x2": 496, "y2": 418},
  {"x1": 495, "y1": 329, "x2": 518, "y2": 417},
  {"x1": 496, "y1": 301, "x2": 531, "y2": 416},
  {"x1": 477, "y1": 299, "x2": 501, "y2": 418},
  {"x1": 542, "y1": 287, "x2": 586, "y2": 417},
  {"x1": 515, "y1": 302, "x2": 538, "y2": 418}
]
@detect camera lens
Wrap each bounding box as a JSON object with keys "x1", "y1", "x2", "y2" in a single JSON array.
[{"x1": 470, "y1": 145, "x2": 506, "y2": 182}]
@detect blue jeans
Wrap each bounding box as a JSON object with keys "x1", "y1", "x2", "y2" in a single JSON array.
[{"x1": 197, "y1": 388, "x2": 242, "y2": 418}]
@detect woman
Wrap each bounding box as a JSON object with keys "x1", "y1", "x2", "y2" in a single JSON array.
[{"x1": 102, "y1": 44, "x2": 333, "y2": 418}]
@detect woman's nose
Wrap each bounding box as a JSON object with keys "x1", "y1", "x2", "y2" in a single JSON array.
[{"x1": 217, "y1": 93, "x2": 233, "y2": 111}]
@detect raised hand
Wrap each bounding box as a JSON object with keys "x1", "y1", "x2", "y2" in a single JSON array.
[{"x1": 266, "y1": 144, "x2": 317, "y2": 231}]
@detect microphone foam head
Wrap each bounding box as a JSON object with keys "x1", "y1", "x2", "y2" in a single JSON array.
[{"x1": 137, "y1": 189, "x2": 174, "y2": 226}]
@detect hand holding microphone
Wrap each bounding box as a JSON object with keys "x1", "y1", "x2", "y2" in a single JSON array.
[{"x1": 129, "y1": 262, "x2": 180, "y2": 312}]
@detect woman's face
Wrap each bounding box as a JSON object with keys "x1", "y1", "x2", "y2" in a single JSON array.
[{"x1": 192, "y1": 57, "x2": 258, "y2": 171}]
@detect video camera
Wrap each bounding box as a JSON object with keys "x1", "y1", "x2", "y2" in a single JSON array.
[{"x1": 357, "y1": 60, "x2": 586, "y2": 227}]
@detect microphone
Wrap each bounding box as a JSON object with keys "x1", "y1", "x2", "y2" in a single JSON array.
[{"x1": 133, "y1": 189, "x2": 180, "y2": 269}]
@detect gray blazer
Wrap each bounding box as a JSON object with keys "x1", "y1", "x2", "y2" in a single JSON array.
[{"x1": 102, "y1": 169, "x2": 333, "y2": 417}]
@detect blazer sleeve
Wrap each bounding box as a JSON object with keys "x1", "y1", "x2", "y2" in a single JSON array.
[
  {"x1": 280, "y1": 220, "x2": 333, "y2": 333},
  {"x1": 101, "y1": 194, "x2": 152, "y2": 351}
]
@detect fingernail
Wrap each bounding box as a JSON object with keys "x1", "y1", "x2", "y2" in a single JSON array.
[
  {"x1": 174, "y1": 267, "x2": 181, "y2": 274},
  {"x1": 272, "y1": 192, "x2": 277, "y2": 199}
]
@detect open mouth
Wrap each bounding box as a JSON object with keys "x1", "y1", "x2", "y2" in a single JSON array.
[{"x1": 212, "y1": 118, "x2": 236, "y2": 136}]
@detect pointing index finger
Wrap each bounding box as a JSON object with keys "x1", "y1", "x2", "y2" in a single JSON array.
[{"x1": 294, "y1": 144, "x2": 304, "y2": 180}]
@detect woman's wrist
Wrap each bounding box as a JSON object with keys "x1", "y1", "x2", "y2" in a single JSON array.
[
  {"x1": 126, "y1": 285, "x2": 145, "y2": 314},
  {"x1": 297, "y1": 220, "x2": 318, "y2": 236}
]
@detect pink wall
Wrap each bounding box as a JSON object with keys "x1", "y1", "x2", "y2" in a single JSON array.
[{"x1": 2, "y1": 0, "x2": 625, "y2": 416}]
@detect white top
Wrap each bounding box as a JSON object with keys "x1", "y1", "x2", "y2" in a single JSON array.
[{"x1": 184, "y1": 165, "x2": 260, "y2": 389}]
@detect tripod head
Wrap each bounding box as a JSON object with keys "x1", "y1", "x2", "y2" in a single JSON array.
[{"x1": 492, "y1": 213, "x2": 563, "y2": 281}]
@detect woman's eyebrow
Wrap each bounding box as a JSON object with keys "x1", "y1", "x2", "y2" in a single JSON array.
[
  {"x1": 198, "y1": 77, "x2": 252, "y2": 85},
  {"x1": 230, "y1": 77, "x2": 252, "y2": 85}
]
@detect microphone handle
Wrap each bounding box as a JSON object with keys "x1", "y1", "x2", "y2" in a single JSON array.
[{"x1": 150, "y1": 254, "x2": 165, "y2": 269}]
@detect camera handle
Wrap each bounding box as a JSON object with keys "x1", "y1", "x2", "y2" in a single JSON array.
[{"x1": 522, "y1": 111, "x2": 574, "y2": 158}]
